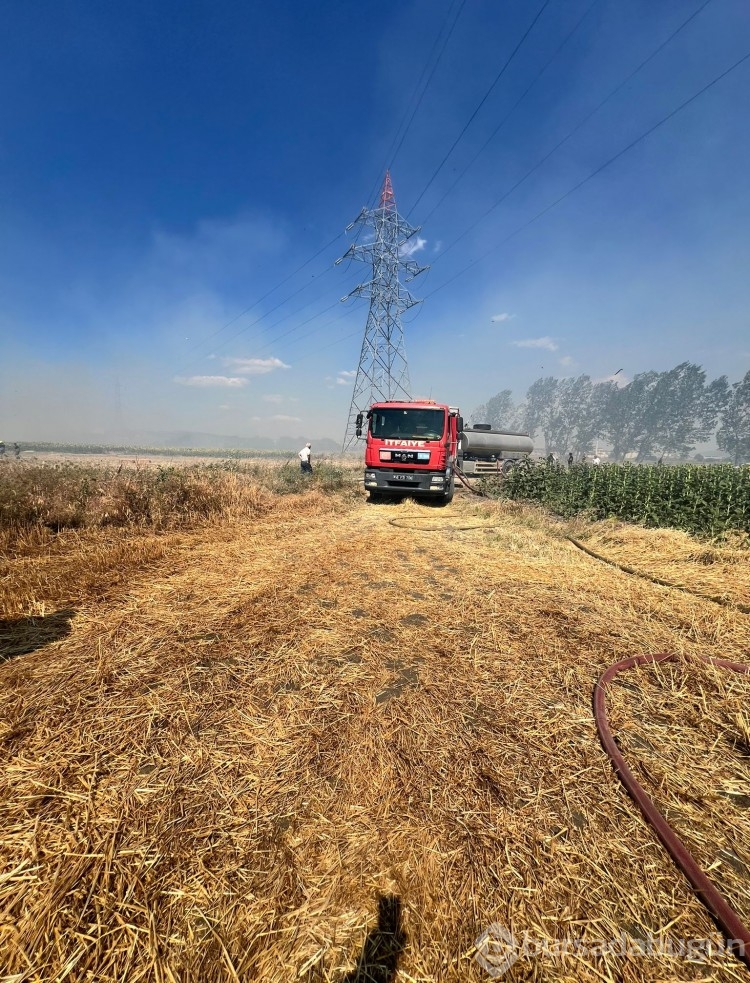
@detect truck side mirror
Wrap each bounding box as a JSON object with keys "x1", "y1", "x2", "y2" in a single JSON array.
[
  {"x1": 355, "y1": 412, "x2": 363, "y2": 438},
  {"x1": 457, "y1": 416, "x2": 464, "y2": 435}
]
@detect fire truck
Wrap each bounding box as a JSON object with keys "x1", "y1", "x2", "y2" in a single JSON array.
[
  {"x1": 356, "y1": 400, "x2": 462, "y2": 503},
  {"x1": 356, "y1": 399, "x2": 534, "y2": 503}
]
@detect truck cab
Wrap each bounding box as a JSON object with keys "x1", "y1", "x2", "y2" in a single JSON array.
[{"x1": 357, "y1": 400, "x2": 462, "y2": 502}]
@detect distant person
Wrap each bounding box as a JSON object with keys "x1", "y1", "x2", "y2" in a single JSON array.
[
  {"x1": 0, "y1": 441, "x2": 5, "y2": 458},
  {"x1": 567, "y1": 452, "x2": 574, "y2": 468},
  {"x1": 298, "y1": 442, "x2": 312, "y2": 474},
  {"x1": 13, "y1": 442, "x2": 20, "y2": 459},
  {"x1": 593, "y1": 454, "x2": 601, "y2": 466},
  {"x1": 546, "y1": 453, "x2": 554, "y2": 465}
]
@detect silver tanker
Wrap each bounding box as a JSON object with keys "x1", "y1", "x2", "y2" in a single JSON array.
[{"x1": 458, "y1": 424, "x2": 534, "y2": 475}]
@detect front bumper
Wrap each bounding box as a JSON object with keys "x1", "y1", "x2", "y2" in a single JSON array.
[{"x1": 364, "y1": 467, "x2": 449, "y2": 496}]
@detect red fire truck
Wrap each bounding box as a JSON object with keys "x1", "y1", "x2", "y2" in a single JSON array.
[{"x1": 356, "y1": 400, "x2": 463, "y2": 503}]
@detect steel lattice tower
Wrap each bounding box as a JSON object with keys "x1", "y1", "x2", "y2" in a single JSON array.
[{"x1": 338, "y1": 172, "x2": 428, "y2": 451}]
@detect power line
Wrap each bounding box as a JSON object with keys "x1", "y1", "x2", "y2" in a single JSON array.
[
  {"x1": 387, "y1": 0, "x2": 468, "y2": 175},
  {"x1": 360, "y1": 0, "x2": 467, "y2": 211},
  {"x1": 419, "y1": 0, "x2": 603, "y2": 227},
  {"x1": 432, "y1": 0, "x2": 716, "y2": 263},
  {"x1": 175, "y1": 254, "x2": 370, "y2": 373},
  {"x1": 208, "y1": 266, "x2": 365, "y2": 359},
  {"x1": 255, "y1": 4, "x2": 729, "y2": 379},
  {"x1": 407, "y1": 0, "x2": 553, "y2": 217},
  {"x1": 423, "y1": 47, "x2": 750, "y2": 301},
  {"x1": 178, "y1": 229, "x2": 344, "y2": 363}
]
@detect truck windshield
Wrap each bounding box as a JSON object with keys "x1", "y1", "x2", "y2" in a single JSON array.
[{"x1": 370, "y1": 408, "x2": 445, "y2": 441}]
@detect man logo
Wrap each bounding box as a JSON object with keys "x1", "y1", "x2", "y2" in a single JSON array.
[{"x1": 474, "y1": 923, "x2": 520, "y2": 978}]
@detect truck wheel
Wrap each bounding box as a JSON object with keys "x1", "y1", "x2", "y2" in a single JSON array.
[
  {"x1": 368, "y1": 491, "x2": 384, "y2": 503},
  {"x1": 442, "y1": 476, "x2": 455, "y2": 504}
]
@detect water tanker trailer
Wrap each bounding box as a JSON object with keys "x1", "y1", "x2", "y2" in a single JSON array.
[{"x1": 458, "y1": 424, "x2": 534, "y2": 476}]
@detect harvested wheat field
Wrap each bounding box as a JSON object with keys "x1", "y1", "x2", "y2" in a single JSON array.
[
  {"x1": 1, "y1": 483, "x2": 749, "y2": 982},
  {"x1": 565, "y1": 517, "x2": 750, "y2": 612}
]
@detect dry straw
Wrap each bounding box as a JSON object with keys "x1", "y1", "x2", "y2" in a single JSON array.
[{"x1": 1, "y1": 478, "x2": 749, "y2": 981}]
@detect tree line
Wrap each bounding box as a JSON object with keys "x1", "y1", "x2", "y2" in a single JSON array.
[{"x1": 472, "y1": 363, "x2": 750, "y2": 463}]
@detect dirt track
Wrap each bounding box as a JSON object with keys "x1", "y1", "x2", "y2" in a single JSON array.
[{"x1": 1, "y1": 492, "x2": 749, "y2": 981}]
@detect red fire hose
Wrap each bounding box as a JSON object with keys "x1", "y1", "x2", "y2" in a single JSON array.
[{"x1": 594, "y1": 652, "x2": 750, "y2": 968}]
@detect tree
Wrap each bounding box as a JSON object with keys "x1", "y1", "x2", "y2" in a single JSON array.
[
  {"x1": 471, "y1": 390, "x2": 524, "y2": 431},
  {"x1": 524, "y1": 375, "x2": 600, "y2": 456},
  {"x1": 524, "y1": 377, "x2": 558, "y2": 453},
  {"x1": 639, "y1": 363, "x2": 708, "y2": 459},
  {"x1": 717, "y1": 370, "x2": 750, "y2": 463},
  {"x1": 600, "y1": 371, "x2": 660, "y2": 460},
  {"x1": 601, "y1": 364, "x2": 714, "y2": 461}
]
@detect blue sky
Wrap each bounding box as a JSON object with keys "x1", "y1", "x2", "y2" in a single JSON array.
[{"x1": 1, "y1": 0, "x2": 748, "y2": 443}]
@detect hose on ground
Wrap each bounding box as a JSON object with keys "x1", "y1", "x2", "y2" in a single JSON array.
[
  {"x1": 594, "y1": 653, "x2": 750, "y2": 968},
  {"x1": 568, "y1": 536, "x2": 750, "y2": 615}
]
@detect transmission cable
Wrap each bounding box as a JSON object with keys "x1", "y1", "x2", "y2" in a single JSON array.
[
  {"x1": 427, "y1": 0, "x2": 715, "y2": 261},
  {"x1": 424, "y1": 47, "x2": 750, "y2": 300},
  {"x1": 178, "y1": 229, "x2": 344, "y2": 364},
  {"x1": 386, "y1": 0, "x2": 468, "y2": 178},
  {"x1": 419, "y1": 0, "x2": 602, "y2": 227},
  {"x1": 407, "y1": 0, "x2": 553, "y2": 217},
  {"x1": 232, "y1": 270, "x2": 366, "y2": 359},
  {"x1": 360, "y1": 0, "x2": 467, "y2": 212}
]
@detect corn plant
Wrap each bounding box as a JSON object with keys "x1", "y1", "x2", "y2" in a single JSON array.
[{"x1": 493, "y1": 463, "x2": 750, "y2": 536}]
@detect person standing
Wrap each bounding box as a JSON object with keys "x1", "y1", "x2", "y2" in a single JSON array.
[
  {"x1": 567, "y1": 451, "x2": 574, "y2": 468},
  {"x1": 298, "y1": 442, "x2": 312, "y2": 474},
  {"x1": 593, "y1": 454, "x2": 601, "y2": 466}
]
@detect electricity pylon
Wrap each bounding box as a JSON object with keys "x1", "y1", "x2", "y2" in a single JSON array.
[{"x1": 338, "y1": 172, "x2": 428, "y2": 451}]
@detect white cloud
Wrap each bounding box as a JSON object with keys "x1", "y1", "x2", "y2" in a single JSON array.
[
  {"x1": 174, "y1": 375, "x2": 248, "y2": 388},
  {"x1": 262, "y1": 393, "x2": 284, "y2": 403},
  {"x1": 336, "y1": 369, "x2": 357, "y2": 386},
  {"x1": 218, "y1": 404, "x2": 230, "y2": 410},
  {"x1": 400, "y1": 236, "x2": 427, "y2": 258},
  {"x1": 491, "y1": 312, "x2": 514, "y2": 323},
  {"x1": 559, "y1": 355, "x2": 575, "y2": 367},
  {"x1": 432, "y1": 240, "x2": 443, "y2": 253},
  {"x1": 249, "y1": 413, "x2": 301, "y2": 423},
  {"x1": 511, "y1": 336, "x2": 559, "y2": 352},
  {"x1": 223, "y1": 356, "x2": 290, "y2": 375}
]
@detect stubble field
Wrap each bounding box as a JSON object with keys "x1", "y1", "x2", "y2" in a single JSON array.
[{"x1": 1, "y1": 461, "x2": 749, "y2": 982}]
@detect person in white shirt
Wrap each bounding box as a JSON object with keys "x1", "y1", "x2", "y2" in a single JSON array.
[{"x1": 298, "y1": 442, "x2": 312, "y2": 474}]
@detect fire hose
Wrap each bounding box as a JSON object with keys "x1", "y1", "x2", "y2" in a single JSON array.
[
  {"x1": 595, "y1": 653, "x2": 750, "y2": 968},
  {"x1": 455, "y1": 467, "x2": 749, "y2": 615},
  {"x1": 568, "y1": 535, "x2": 750, "y2": 615},
  {"x1": 380, "y1": 497, "x2": 750, "y2": 966}
]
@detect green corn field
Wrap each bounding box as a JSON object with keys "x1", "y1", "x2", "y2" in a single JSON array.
[{"x1": 490, "y1": 463, "x2": 750, "y2": 536}]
